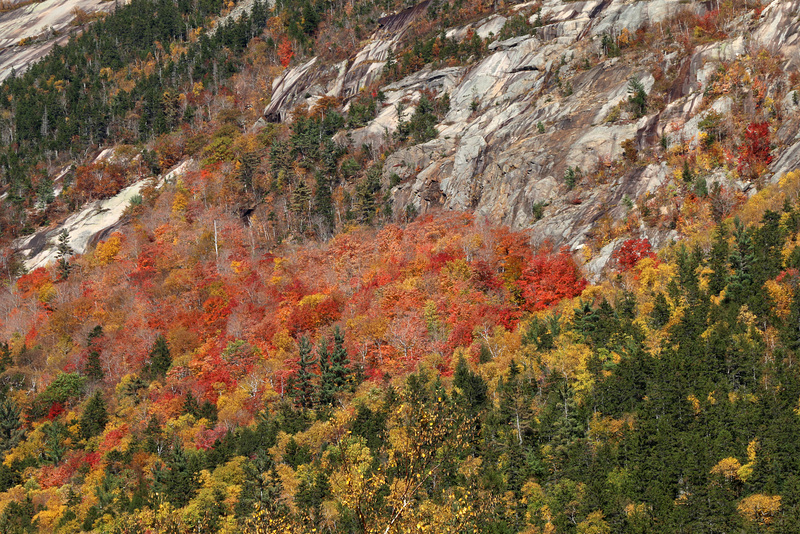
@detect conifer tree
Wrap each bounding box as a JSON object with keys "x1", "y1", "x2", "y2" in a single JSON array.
[
  {"x1": 453, "y1": 356, "x2": 488, "y2": 414},
  {"x1": 152, "y1": 443, "x2": 200, "y2": 508},
  {"x1": 707, "y1": 226, "x2": 729, "y2": 295},
  {"x1": 330, "y1": 326, "x2": 351, "y2": 392},
  {"x1": 55, "y1": 229, "x2": 74, "y2": 281},
  {"x1": 144, "y1": 414, "x2": 165, "y2": 455},
  {"x1": 79, "y1": 391, "x2": 108, "y2": 440},
  {"x1": 293, "y1": 336, "x2": 316, "y2": 409},
  {"x1": 84, "y1": 350, "x2": 104, "y2": 381},
  {"x1": 0, "y1": 399, "x2": 24, "y2": 452},
  {"x1": 0, "y1": 341, "x2": 11, "y2": 375},
  {"x1": 650, "y1": 292, "x2": 671, "y2": 329},
  {"x1": 147, "y1": 334, "x2": 171, "y2": 378},
  {"x1": 316, "y1": 338, "x2": 334, "y2": 406}
]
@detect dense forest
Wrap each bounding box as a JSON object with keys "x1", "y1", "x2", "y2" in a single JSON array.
[
  {"x1": 4, "y1": 175, "x2": 800, "y2": 532},
  {"x1": 0, "y1": 0, "x2": 798, "y2": 531}
]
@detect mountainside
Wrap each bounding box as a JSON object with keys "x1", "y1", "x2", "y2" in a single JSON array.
[{"x1": 1, "y1": 0, "x2": 800, "y2": 533}]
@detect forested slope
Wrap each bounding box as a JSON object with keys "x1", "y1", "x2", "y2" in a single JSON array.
[{"x1": 0, "y1": 0, "x2": 799, "y2": 532}]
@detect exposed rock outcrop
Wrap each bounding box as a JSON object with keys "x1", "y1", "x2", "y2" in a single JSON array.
[
  {"x1": 16, "y1": 179, "x2": 149, "y2": 271},
  {"x1": 265, "y1": 0, "x2": 795, "y2": 263},
  {"x1": 0, "y1": 0, "x2": 121, "y2": 82}
]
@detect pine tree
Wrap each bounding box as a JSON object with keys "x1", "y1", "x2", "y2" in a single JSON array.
[
  {"x1": 84, "y1": 350, "x2": 104, "y2": 381},
  {"x1": 453, "y1": 356, "x2": 488, "y2": 414},
  {"x1": 707, "y1": 226, "x2": 729, "y2": 295},
  {"x1": 55, "y1": 229, "x2": 74, "y2": 281},
  {"x1": 727, "y1": 218, "x2": 754, "y2": 304},
  {"x1": 152, "y1": 443, "x2": 200, "y2": 508},
  {"x1": 330, "y1": 326, "x2": 351, "y2": 393},
  {"x1": 316, "y1": 338, "x2": 334, "y2": 406},
  {"x1": 313, "y1": 172, "x2": 334, "y2": 236},
  {"x1": 238, "y1": 452, "x2": 285, "y2": 517},
  {"x1": 0, "y1": 341, "x2": 11, "y2": 375},
  {"x1": 148, "y1": 334, "x2": 171, "y2": 378},
  {"x1": 293, "y1": 336, "x2": 316, "y2": 409},
  {"x1": 79, "y1": 391, "x2": 108, "y2": 440},
  {"x1": 651, "y1": 292, "x2": 671, "y2": 329},
  {"x1": 0, "y1": 399, "x2": 24, "y2": 452},
  {"x1": 144, "y1": 414, "x2": 165, "y2": 455}
]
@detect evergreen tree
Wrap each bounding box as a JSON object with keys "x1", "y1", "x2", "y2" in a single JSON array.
[
  {"x1": 79, "y1": 391, "x2": 108, "y2": 440},
  {"x1": 0, "y1": 399, "x2": 24, "y2": 452},
  {"x1": 0, "y1": 341, "x2": 11, "y2": 375},
  {"x1": 453, "y1": 356, "x2": 488, "y2": 415},
  {"x1": 707, "y1": 226, "x2": 729, "y2": 295},
  {"x1": 727, "y1": 217, "x2": 754, "y2": 304},
  {"x1": 354, "y1": 166, "x2": 382, "y2": 224},
  {"x1": 55, "y1": 229, "x2": 74, "y2": 281},
  {"x1": 293, "y1": 336, "x2": 316, "y2": 409},
  {"x1": 237, "y1": 452, "x2": 285, "y2": 518},
  {"x1": 650, "y1": 292, "x2": 671, "y2": 329},
  {"x1": 152, "y1": 443, "x2": 200, "y2": 508},
  {"x1": 316, "y1": 338, "x2": 334, "y2": 406},
  {"x1": 296, "y1": 471, "x2": 330, "y2": 523},
  {"x1": 84, "y1": 350, "x2": 104, "y2": 381},
  {"x1": 144, "y1": 414, "x2": 165, "y2": 456},
  {"x1": 147, "y1": 334, "x2": 171, "y2": 378},
  {"x1": 330, "y1": 326, "x2": 351, "y2": 392}
]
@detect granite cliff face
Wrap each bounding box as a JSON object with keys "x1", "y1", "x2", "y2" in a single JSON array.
[
  {"x1": 6, "y1": 0, "x2": 800, "y2": 272},
  {"x1": 263, "y1": 0, "x2": 800, "y2": 270},
  {"x1": 0, "y1": 0, "x2": 120, "y2": 82}
]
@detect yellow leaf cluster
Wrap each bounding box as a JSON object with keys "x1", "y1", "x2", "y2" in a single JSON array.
[
  {"x1": 94, "y1": 233, "x2": 122, "y2": 266},
  {"x1": 738, "y1": 494, "x2": 781, "y2": 525},
  {"x1": 710, "y1": 457, "x2": 742, "y2": 481}
]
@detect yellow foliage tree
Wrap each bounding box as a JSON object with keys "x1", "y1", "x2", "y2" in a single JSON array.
[
  {"x1": 738, "y1": 494, "x2": 781, "y2": 525},
  {"x1": 709, "y1": 457, "x2": 743, "y2": 482},
  {"x1": 94, "y1": 232, "x2": 122, "y2": 266}
]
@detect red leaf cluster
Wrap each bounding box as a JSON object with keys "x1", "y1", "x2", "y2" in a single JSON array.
[
  {"x1": 737, "y1": 121, "x2": 772, "y2": 179},
  {"x1": 612, "y1": 238, "x2": 657, "y2": 271},
  {"x1": 519, "y1": 248, "x2": 587, "y2": 312}
]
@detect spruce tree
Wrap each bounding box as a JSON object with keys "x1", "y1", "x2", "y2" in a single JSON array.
[
  {"x1": 152, "y1": 444, "x2": 200, "y2": 508},
  {"x1": 148, "y1": 334, "x2": 171, "y2": 378},
  {"x1": 453, "y1": 356, "x2": 488, "y2": 414},
  {"x1": 317, "y1": 338, "x2": 334, "y2": 406},
  {"x1": 79, "y1": 391, "x2": 108, "y2": 440},
  {"x1": 330, "y1": 326, "x2": 351, "y2": 392},
  {"x1": 0, "y1": 342, "x2": 12, "y2": 375},
  {"x1": 651, "y1": 292, "x2": 671, "y2": 329},
  {"x1": 55, "y1": 229, "x2": 74, "y2": 281},
  {"x1": 294, "y1": 336, "x2": 316, "y2": 409},
  {"x1": 0, "y1": 399, "x2": 24, "y2": 452},
  {"x1": 144, "y1": 414, "x2": 165, "y2": 455},
  {"x1": 84, "y1": 350, "x2": 104, "y2": 381},
  {"x1": 707, "y1": 226, "x2": 729, "y2": 295}
]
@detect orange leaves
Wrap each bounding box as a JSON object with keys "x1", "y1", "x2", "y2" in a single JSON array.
[
  {"x1": 519, "y1": 248, "x2": 587, "y2": 312},
  {"x1": 17, "y1": 267, "x2": 52, "y2": 298},
  {"x1": 278, "y1": 37, "x2": 293, "y2": 68},
  {"x1": 286, "y1": 292, "x2": 343, "y2": 336},
  {"x1": 69, "y1": 162, "x2": 130, "y2": 204}
]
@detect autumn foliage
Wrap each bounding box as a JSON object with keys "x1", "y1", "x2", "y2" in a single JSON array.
[
  {"x1": 519, "y1": 247, "x2": 587, "y2": 311},
  {"x1": 278, "y1": 37, "x2": 294, "y2": 67},
  {"x1": 737, "y1": 121, "x2": 772, "y2": 179},
  {"x1": 612, "y1": 238, "x2": 657, "y2": 271}
]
